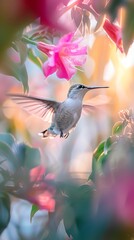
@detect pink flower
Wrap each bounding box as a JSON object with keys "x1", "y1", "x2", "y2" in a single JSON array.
[
  {"x1": 27, "y1": 165, "x2": 56, "y2": 212},
  {"x1": 37, "y1": 32, "x2": 87, "y2": 80},
  {"x1": 103, "y1": 19, "x2": 124, "y2": 53},
  {"x1": 12, "y1": 165, "x2": 56, "y2": 212}
]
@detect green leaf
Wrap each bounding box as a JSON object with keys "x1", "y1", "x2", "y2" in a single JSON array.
[
  {"x1": 63, "y1": 184, "x2": 94, "y2": 239},
  {"x1": 0, "y1": 141, "x2": 17, "y2": 171},
  {"x1": 0, "y1": 133, "x2": 15, "y2": 147},
  {"x1": 96, "y1": 151, "x2": 110, "y2": 176},
  {"x1": 0, "y1": 52, "x2": 29, "y2": 92},
  {"x1": 123, "y1": 2, "x2": 134, "y2": 54},
  {"x1": 28, "y1": 48, "x2": 42, "y2": 68},
  {"x1": 0, "y1": 193, "x2": 10, "y2": 234},
  {"x1": 104, "y1": 137, "x2": 113, "y2": 154},
  {"x1": 30, "y1": 204, "x2": 39, "y2": 222},
  {"x1": 90, "y1": 137, "x2": 113, "y2": 181},
  {"x1": 11, "y1": 63, "x2": 29, "y2": 92},
  {"x1": 93, "y1": 140, "x2": 105, "y2": 161},
  {"x1": 112, "y1": 121, "x2": 126, "y2": 135},
  {"x1": 0, "y1": 134, "x2": 41, "y2": 171},
  {"x1": 89, "y1": 141, "x2": 105, "y2": 181},
  {"x1": 15, "y1": 40, "x2": 28, "y2": 65},
  {"x1": 14, "y1": 143, "x2": 41, "y2": 170},
  {"x1": 106, "y1": 0, "x2": 125, "y2": 21}
]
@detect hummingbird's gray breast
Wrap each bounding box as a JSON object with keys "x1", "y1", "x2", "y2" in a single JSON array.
[{"x1": 53, "y1": 99, "x2": 82, "y2": 133}]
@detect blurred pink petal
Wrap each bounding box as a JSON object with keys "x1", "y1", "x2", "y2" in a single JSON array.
[
  {"x1": 97, "y1": 170, "x2": 134, "y2": 226},
  {"x1": 37, "y1": 32, "x2": 87, "y2": 80},
  {"x1": 28, "y1": 188, "x2": 55, "y2": 212},
  {"x1": 30, "y1": 165, "x2": 45, "y2": 182},
  {"x1": 103, "y1": 19, "x2": 124, "y2": 53},
  {"x1": 114, "y1": 173, "x2": 134, "y2": 225},
  {"x1": 59, "y1": 32, "x2": 74, "y2": 44},
  {"x1": 23, "y1": 0, "x2": 75, "y2": 32},
  {"x1": 14, "y1": 165, "x2": 56, "y2": 212}
]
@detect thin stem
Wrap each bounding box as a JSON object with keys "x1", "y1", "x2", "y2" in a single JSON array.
[{"x1": 22, "y1": 36, "x2": 37, "y2": 46}]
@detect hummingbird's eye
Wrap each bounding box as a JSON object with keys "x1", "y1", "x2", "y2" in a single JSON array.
[{"x1": 77, "y1": 85, "x2": 85, "y2": 89}]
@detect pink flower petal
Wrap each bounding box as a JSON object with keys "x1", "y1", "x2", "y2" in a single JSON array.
[
  {"x1": 67, "y1": 46, "x2": 87, "y2": 56},
  {"x1": 28, "y1": 189, "x2": 55, "y2": 212},
  {"x1": 70, "y1": 55, "x2": 87, "y2": 66},
  {"x1": 59, "y1": 32, "x2": 74, "y2": 44},
  {"x1": 43, "y1": 61, "x2": 57, "y2": 77},
  {"x1": 56, "y1": 55, "x2": 76, "y2": 79},
  {"x1": 37, "y1": 42, "x2": 54, "y2": 56},
  {"x1": 103, "y1": 19, "x2": 124, "y2": 53},
  {"x1": 30, "y1": 165, "x2": 45, "y2": 182}
]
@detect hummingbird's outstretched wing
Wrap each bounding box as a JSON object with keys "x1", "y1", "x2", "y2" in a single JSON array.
[
  {"x1": 7, "y1": 93, "x2": 60, "y2": 120},
  {"x1": 82, "y1": 104, "x2": 96, "y2": 114},
  {"x1": 82, "y1": 94, "x2": 110, "y2": 114}
]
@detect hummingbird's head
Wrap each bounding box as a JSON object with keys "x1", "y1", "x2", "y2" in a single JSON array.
[{"x1": 67, "y1": 84, "x2": 109, "y2": 100}]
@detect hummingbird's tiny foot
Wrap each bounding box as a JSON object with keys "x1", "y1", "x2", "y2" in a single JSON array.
[
  {"x1": 60, "y1": 131, "x2": 69, "y2": 139},
  {"x1": 60, "y1": 130, "x2": 64, "y2": 138},
  {"x1": 64, "y1": 133, "x2": 69, "y2": 139}
]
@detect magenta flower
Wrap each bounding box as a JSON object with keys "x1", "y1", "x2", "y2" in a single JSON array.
[
  {"x1": 37, "y1": 32, "x2": 87, "y2": 80},
  {"x1": 103, "y1": 19, "x2": 124, "y2": 53}
]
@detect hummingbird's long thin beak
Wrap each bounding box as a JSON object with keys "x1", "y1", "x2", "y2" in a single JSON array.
[{"x1": 87, "y1": 86, "x2": 109, "y2": 90}]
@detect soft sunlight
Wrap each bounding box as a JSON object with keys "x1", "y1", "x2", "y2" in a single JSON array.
[{"x1": 0, "y1": 1, "x2": 134, "y2": 240}]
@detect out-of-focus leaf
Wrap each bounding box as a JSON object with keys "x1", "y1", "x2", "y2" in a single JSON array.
[
  {"x1": 63, "y1": 202, "x2": 78, "y2": 239},
  {"x1": 14, "y1": 143, "x2": 41, "y2": 170},
  {"x1": 0, "y1": 133, "x2": 41, "y2": 171},
  {"x1": 0, "y1": 141, "x2": 17, "y2": 171},
  {"x1": 104, "y1": 137, "x2": 113, "y2": 154},
  {"x1": 0, "y1": 193, "x2": 10, "y2": 234},
  {"x1": 123, "y1": 2, "x2": 134, "y2": 54},
  {"x1": 82, "y1": 10, "x2": 90, "y2": 35},
  {"x1": 106, "y1": 0, "x2": 126, "y2": 21},
  {"x1": 89, "y1": 141, "x2": 105, "y2": 181},
  {"x1": 11, "y1": 63, "x2": 29, "y2": 92},
  {"x1": 93, "y1": 140, "x2": 105, "y2": 160},
  {"x1": 96, "y1": 150, "x2": 111, "y2": 176},
  {"x1": 90, "y1": 137, "x2": 114, "y2": 181},
  {"x1": 28, "y1": 48, "x2": 42, "y2": 68},
  {"x1": 94, "y1": 14, "x2": 106, "y2": 32},
  {"x1": 0, "y1": 133, "x2": 15, "y2": 147},
  {"x1": 15, "y1": 40, "x2": 28, "y2": 64},
  {"x1": 0, "y1": 50, "x2": 29, "y2": 92},
  {"x1": 42, "y1": 208, "x2": 62, "y2": 240},
  {"x1": 112, "y1": 120, "x2": 127, "y2": 135},
  {"x1": 30, "y1": 204, "x2": 39, "y2": 222},
  {"x1": 63, "y1": 184, "x2": 94, "y2": 239},
  {"x1": 71, "y1": 7, "x2": 82, "y2": 29}
]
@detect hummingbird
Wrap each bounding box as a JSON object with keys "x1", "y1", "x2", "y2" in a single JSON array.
[{"x1": 8, "y1": 84, "x2": 108, "y2": 138}]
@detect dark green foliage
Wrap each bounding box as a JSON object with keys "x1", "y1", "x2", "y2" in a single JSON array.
[
  {"x1": 112, "y1": 120, "x2": 127, "y2": 135},
  {"x1": 63, "y1": 184, "x2": 95, "y2": 240},
  {"x1": 0, "y1": 133, "x2": 41, "y2": 173},
  {"x1": 106, "y1": 0, "x2": 126, "y2": 20},
  {"x1": 122, "y1": 2, "x2": 134, "y2": 53},
  {"x1": 30, "y1": 204, "x2": 39, "y2": 222},
  {"x1": 0, "y1": 133, "x2": 41, "y2": 234},
  {"x1": 0, "y1": 193, "x2": 10, "y2": 235}
]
